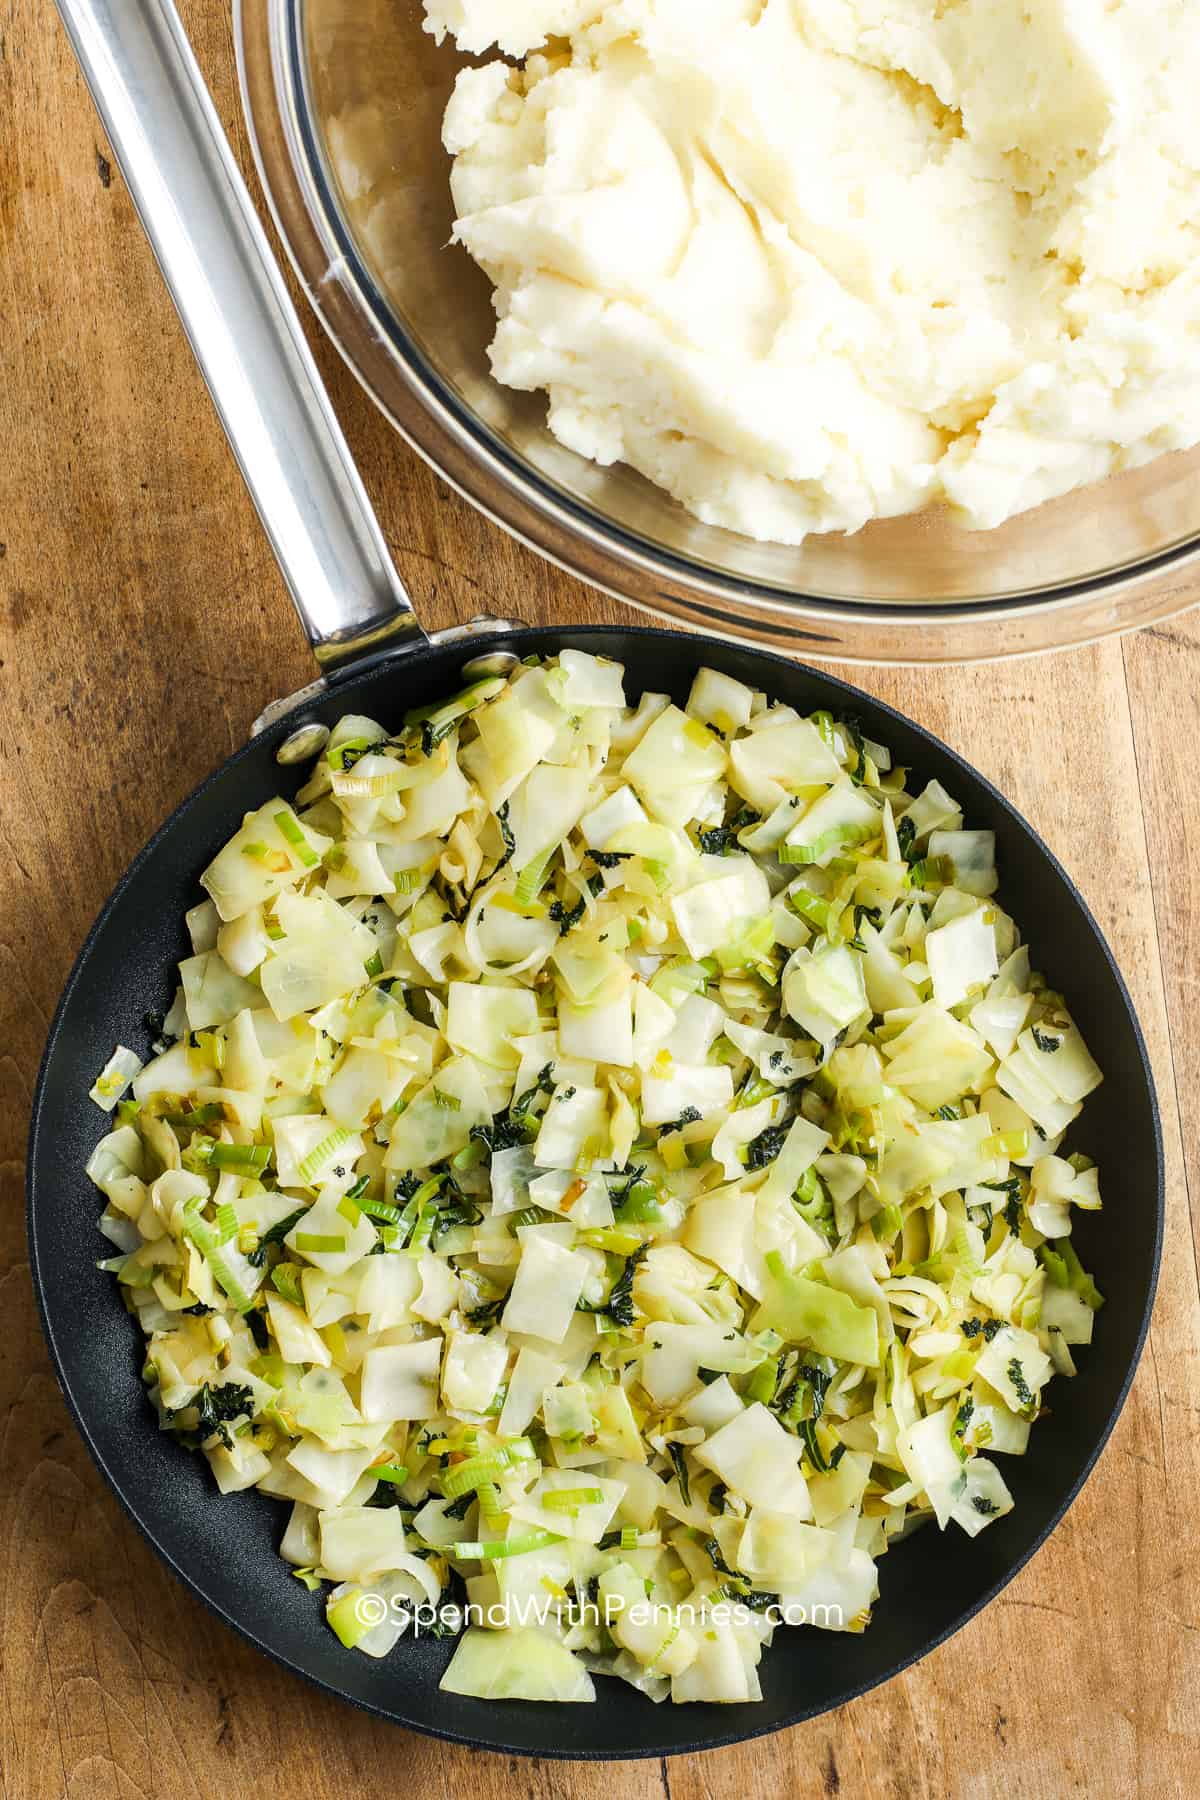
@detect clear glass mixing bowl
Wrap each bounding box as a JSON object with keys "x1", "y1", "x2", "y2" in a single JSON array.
[{"x1": 235, "y1": 0, "x2": 1200, "y2": 662}]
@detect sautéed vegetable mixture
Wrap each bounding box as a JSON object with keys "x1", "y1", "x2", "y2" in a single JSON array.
[{"x1": 86, "y1": 652, "x2": 1104, "y2": 1704}]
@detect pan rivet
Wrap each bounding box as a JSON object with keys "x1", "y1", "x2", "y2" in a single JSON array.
[
  {"x1": 461, "y1": 650, "x2": 520, "y2": 680},
  {"x1": 275, "y1": 720, "x2": 330, "y2": 765}
]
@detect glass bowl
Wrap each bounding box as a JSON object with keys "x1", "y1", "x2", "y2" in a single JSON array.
[{"x1": 235, "y1": 0, "x2": 1200, "y2": 662}]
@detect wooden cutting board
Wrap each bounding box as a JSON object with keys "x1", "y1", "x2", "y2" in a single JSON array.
[{"x1": 2, "y1": 3, "x2": 1199, "y2": 1794}]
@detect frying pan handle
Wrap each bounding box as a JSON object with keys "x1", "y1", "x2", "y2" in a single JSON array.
[{"x1": 53, "y1": 0, "x2": 425, "y2": 672}]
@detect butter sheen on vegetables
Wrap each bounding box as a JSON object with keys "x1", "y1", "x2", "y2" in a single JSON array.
[{"x1": 87, "y1": 651, "x2": 1105, "y2": 1705}]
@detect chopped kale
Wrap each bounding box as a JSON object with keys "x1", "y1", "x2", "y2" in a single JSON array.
[
  {"x1": 982, "y1": 1176, "x2": 1023, "y2": 1235},
  {"x1": 666, "y1": 1441, "x2": 691, "y2": 1507},
  {"x1": 605, "y1": 1243, "x2": 646, "y2": 1327},
  {"x1": 496, "y1": 800, "x2": 516, "y2": 869},
  {"x1": 247, "y1": 1205, "x2": 307, "y2": 1267},
  {"x1": 701, "y1": 1540, "x2": 779, "y2": 1609},
  {"x1": 800, "y1": 1418, "x2": 832, "y2": 1472},
  {"x1": 365, "y1": 1480, "x2": 410, "y2": 1511},
  {"x1": 579, "y1": 1243, "x2": 647, "y2": 1328},
  {"x1": 698, "y1": 806, "x2": 760, "y2": 856},
  {"x1": 1031, "y1": 1025, "x2": 1063, "y2": 1053},
  {"x1": 731, "y1": 1586, "x2": 780, "y2": 1612},
  {"x1": 704, "y1": 1537, "x2": 739, "y2": 1580},
  {"x1": 659, "y1": 1107, "x2": 701, "y2": 1137},
  {"x1": 431, "y1": 1192, "x2": 483, "y2": 1245},
  {"x1": 407, "y1": 1603, "x2": 461, "y2": 1639},
  {"x1": 896, "y1": 815, "x2": 918, "y2": 862},
  {"x1": 605, "y1": 1163, "x2": 649, "y2": 1202},
  {"x1": 951, "y1": 1394, "x2": 974, "y2": 1457},
  {"x1": 190, "y1": 1381, "x2": 256, "y2": 1449},
  {"x1": 842, "y1": 716, "x2": 868, "y2": 785},
  {"x1": 961, "y1": 1316, "x2": 1004, "y2": 1342},
  {"x1": 471, "y1": 1062, "x2": 556, "y2": 1153},
  {"x1": 466, "y1": 1296, "x2": 506, "y2": 1328},
  {"x1": 548, "y1": 895, "x2": 587, "y2": 935},
  {"x1": 972, "y1": 1495, "x2": 1001, "y2": 1517},
  {"x1": 968, "y1": 1200, "x2": 995, "y2": 1236},
  {"x1": 778, "y1": 1372, "x2": 839, "y2": 1469},
  {"x1": 1007, "y1": 1357, "x2": 1037, "y2": 1414},
  {"x1": 848, "y1": 903, "x2": 883, "y2": 949},
  {"x1": 328, "y1": 738, "x2": 374, "y2": 773},
  {"x1": 801, "y1": 1362, "x2": 833, "y2": 1422},
  {"x1": 744, "y1": 1122, "x2": 790, "y2": 1170},
  {"x1": 698, "y1": 825, "x2": 735, "y2": 856},
  {"x1": 419, "y1": 716, "x2": 457, "y2": 759}
]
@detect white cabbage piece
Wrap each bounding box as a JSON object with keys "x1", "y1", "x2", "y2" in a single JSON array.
[
  {"x1": 440, "y1": 1628, "x2": 595, "y2": 1703},
  {"x1": 640, "y1": 1062, "x2": 733, "y2": 1126},
  {"x1": 501, "y1": 1232, "x2": 591, "y2": 1342},
  {"x1": 924, "y1": 907, "x2": 999, "y2": 1010},
  {"x1": 783, "y1": 781, "x2": 881, "y2": 868},
  {"x1": 319, "y1": 1506, "x2": 409, "y2": 1581},
  {"x1": 929, "y1": 829, "x2": 997, "y2": 897},
  {"x1": 201, "y1": 799, "x2": 333, "y2": 922},
  {"x1": 260, "y1": 890, "x2": 377, "y2": 1021},
  {"x1": 558, "y1": 990, "x2": 634, "y2": 1067},
  {"x1": 89, "y1": 1045, "x2": 143, "y2": 1112},
  {"x1": 671, "y1": 858, "x2": 771, "y2": 960},
  {"x1": 728, "y1": 715, "x2": 841, "y2": 813},
  {"x1": 533, "y1": 1083, "x2": 609, "y2": 1169},
  {"x1": 694, "y1": 1404, "x2": 812, "y2": 1519},
  {"x1": 682, "y1": 668, "x2": 753, "y2": 737},
  {"x1": 783, "y1": 944, "x2": 868, "y2": 1044},
  {"x1": 441, "y1": 1329, "x2": 509, "y2": 1413},
  {"x1": 446, "y1": 980, "x2": 539, "y2": 1068},
  {"x1": 359, "y1": 1340, "x2": 443, "y2": 1422},
  {"x1": 386, "y1": 1056, "x2": 493, "y2": 1170},
  {"x1": 881, "y1": 1007, "x2": 994, "y2": 1111}
]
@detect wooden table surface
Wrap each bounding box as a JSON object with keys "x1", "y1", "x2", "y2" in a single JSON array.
[{"x1": 4, "y1": 3, "x2": 1200, "y2": 1795}]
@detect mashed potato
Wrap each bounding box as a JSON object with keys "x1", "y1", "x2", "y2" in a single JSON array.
[{"x1": 424, "y1": 0, "x2": 1200, "y2": 544}]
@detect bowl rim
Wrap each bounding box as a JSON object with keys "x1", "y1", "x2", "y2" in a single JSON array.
[
  {"x1": 232, "y1": 0, "x2": 1200, "y2": 664},
  {"x1": 27, "y1": 624, "x2": 1165, "y2": 1758}
]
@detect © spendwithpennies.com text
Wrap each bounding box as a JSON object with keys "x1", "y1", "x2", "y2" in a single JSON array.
[{"x1": 350, "y1": 1591, "x2": 845, "y2": 1634}]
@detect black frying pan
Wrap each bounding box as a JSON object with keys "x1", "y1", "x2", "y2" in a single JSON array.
[{"x1": 34, "y1": 0, "x2": 1163, "y2": 1763}]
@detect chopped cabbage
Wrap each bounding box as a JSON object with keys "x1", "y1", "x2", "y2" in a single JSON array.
[
  {"x1": 441, "y1": 1628, "x2": 594, "y2": 1702},
  {"x1": 89, "y1": 1045, "x2": 143, "y2": 1112},
  {"x1": 84, "y1": 652, "x2": 1106, "y2": 1705}
]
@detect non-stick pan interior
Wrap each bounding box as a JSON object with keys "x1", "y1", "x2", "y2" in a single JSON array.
[{"x1": 28, "y1": 626, "x2": 1162, "y2": 1759}]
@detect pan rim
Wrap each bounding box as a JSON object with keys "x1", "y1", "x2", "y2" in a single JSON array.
[{"x1": 26, "y1": 623, "x2": 1165, "y2": 1760}]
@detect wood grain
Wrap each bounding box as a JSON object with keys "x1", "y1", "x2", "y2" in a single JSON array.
[{"x1": 2, "y1": 1, "x2": 1199, "y2": 1794}]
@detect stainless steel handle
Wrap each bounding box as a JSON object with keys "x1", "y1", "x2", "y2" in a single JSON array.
[{"x1": 54, "y1": 0, "x2": 424, "y2": 671}]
